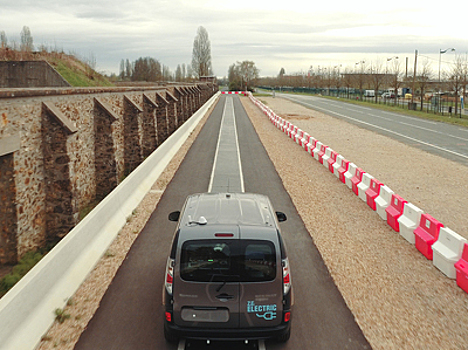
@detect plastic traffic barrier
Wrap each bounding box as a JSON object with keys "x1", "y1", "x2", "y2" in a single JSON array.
[
  {"x1": 332, "y1": 155, "x2": 344, "y2": 178},
  {"x1": 322, "y1": 147, "x2": 333, "y2": 167},
  {"x1": 455, "y1": 244, "x2": 468, "y2": 293},
  {"x1": 301, "y1": 133, "x2": 311, "y2": 149},
  {"x1": 337, "y1": 158, "x2": 349, "y2": 183},
  {"x1": 397, "y1": 203, "x2": 424, "y2": 244},
  {"x1": 312, "y1": 141, "x2": 323, "y2": 160},
  {"x1": 351, "y1": 167, "x2": 365, "y2": 195},
  {"x1": 375, "y1": 185, "x2": 394, "y2": 221},
  {"x1": 317, "y1": 144, "x2": 329, "y2": 164},
  {"x1": 344, "y1": 163, "x2": 357, "y2": 189},
  {"x1": 385, "y1": 194, "x2": 407, "y2": 232},
  {"x1": 357, "y1": 173, "x2": 374, "y2": 202},
  {"x1": 327, "y1": 151, "x2": 338, "y2": 173},
  {"x1": 365, "y1": 178, "x2": 383, "y2": 210},
  {"x1": 294, "y1": 129, "x2": 304, "y2": 144},
  {"x1": 414, "y1": 214, "x2": 444, "y2": 260},
  {"x1": 432, "y1": 228, "x2": 468, "y2": 279},
  {"x1": 289, "y1": 125, "x2": 299, "y2": 139},
  {"x1": 307, "y1": 138, "x2": 318, "y2": 155}
]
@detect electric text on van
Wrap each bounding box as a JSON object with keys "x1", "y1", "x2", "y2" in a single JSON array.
[{"x1": 163, "y1": 192, "x2": 293, "y2": 343}]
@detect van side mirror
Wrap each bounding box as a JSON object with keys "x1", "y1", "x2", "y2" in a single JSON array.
[
  {"x1": 276, "y1": 211, "x2": 287, "y2": 222},
  {"x1": 168, "y1": 211, "x2": 180, "y2": 222}
]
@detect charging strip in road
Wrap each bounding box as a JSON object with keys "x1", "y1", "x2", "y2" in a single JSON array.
[{"x1": 208, "y1": 95, "x2": 245, "y2": 193}]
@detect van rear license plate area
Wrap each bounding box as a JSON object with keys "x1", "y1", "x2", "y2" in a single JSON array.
[{"x1": 181, "y1": 307, "x2": 229, "y2": 322}]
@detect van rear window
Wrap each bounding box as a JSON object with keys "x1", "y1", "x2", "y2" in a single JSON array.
[{"x1": 180, "y1": 240, "x2": 276, "y2": 282}]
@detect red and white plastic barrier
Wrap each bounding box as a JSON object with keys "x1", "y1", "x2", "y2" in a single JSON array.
[
  {"x1": 433, "y1": 228, "x2": 467, "y2": 278},
  {"x1": 222, "y1": 91, "x2": 248, "y2": 95}
]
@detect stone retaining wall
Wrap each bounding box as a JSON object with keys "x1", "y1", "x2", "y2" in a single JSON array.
[{"x1": 0, "y1": 83, "x2": 217, "y2": 263}]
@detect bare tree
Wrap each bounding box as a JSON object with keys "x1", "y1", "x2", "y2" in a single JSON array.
[
  {"x1": 175, "y1": 64, "x2": 182, "y2": 82},
  {"x1": 448, "y1": 55, "x2": 468, "y2": 115},
  {"x1": 119, "y1": 59, "x2": 125, "y2": 80},
  {"x1": 388, "y1": 59, "x2": 402, "y2": 104},
  {"x1": 1, "y1": 31, "x2": 7, "y2": 49},
  {"x1": 191, "y1": 26, "x2": 212, "y2": 79},
  {"x1": 228, "y1": 61, "x2": 259, "y2": 91},
  {"x1": 20, "y1": 26, "x2": 33, "y2": 51},
  {"x1": 417, "y1": 58, "x2": 433, "y2": 111},
  {"x1": 125, "y1": 59, "x2": 132, "y2": 80}
]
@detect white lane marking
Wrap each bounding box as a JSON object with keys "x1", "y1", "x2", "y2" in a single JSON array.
[
  {"x1": 207, "y1": 98, "x2": 227, "y2": 192},
  {"x1": 177, "y1": 339, "x2": 186, "y2": 350},
  {"x1": 294, "y1": 100, "x2": 468, "y2": 160},
  {"x1": 381, "y1": 110, "x2": 437, "y2": 124},
  {"x1": 258, "y1": 339, "x2": 266, "y2": 350},
  {"x1": 207, "y1": 96, "x2": 245, "y2": 192},
  {"x1": 232, "y1": 98, "x2": 245, "y2": 193}
]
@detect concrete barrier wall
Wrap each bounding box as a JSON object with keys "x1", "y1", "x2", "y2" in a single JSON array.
[{"x1": 0, "y1": 92, "x2": 220, "y2": 350}]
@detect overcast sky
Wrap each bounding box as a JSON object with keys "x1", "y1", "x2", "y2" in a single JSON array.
[{"x1": 2, "y1": 0, "x2": 467, "y2": 77}]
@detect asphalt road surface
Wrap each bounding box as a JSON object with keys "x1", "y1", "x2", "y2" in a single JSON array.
[
  {"x1": 280, "y1": 93, "x2": 468, "y2": 166},
  {"x1": 74, "y1": 95, "x2": 371, "y2": 350}
]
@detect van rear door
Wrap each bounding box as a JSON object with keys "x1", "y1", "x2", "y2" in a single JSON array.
[
  {"x1": 173, "y1": 238, "x2": 240, "y2": 329},
  {"x1": 238, "y1": 235, "x2": 283, "y2": 328}
]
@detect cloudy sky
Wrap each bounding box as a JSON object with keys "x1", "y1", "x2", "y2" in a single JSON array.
[{"x1": 2, "y1": 0, "x2": 467, "y2": 77}]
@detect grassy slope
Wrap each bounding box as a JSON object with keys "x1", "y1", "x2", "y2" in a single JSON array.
[{"x1": 47, "y1": 55, "x2": 114, "y2": 87}]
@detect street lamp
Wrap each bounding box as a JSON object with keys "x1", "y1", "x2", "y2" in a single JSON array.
[
  {"x1": 386, "y1": 56, "x2": 399, "y2": 89},
  {"x1": 439, "y1": 48, "x2": 455, "y2": 82}
]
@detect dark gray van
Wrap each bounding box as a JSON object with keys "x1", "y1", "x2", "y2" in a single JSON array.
[{"x1": 163, "y1": 192, "x2": 293, "y2": 343}]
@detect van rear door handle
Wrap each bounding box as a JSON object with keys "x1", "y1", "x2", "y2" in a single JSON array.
[{"x1": 215, "y1": 293, "x2": 234, "y2": 301}]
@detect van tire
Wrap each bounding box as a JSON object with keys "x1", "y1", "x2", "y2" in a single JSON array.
[
  {"x1": 276, "y1": 327, "x2": 291, "y2": 343},
  {"x1": 164, "y1": 324, "x2": 179, "y2": 343}
]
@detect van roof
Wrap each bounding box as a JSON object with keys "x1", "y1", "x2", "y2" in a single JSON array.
[{"x1": 180, "y1": 193, "x2": 277, "y2": 228}]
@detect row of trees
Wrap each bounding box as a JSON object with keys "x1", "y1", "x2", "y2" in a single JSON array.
[
  {"x1": 258, "y1": 55, "x2": 468, "y2": 113},
  {"x1": 117, "y1": 26, "x2": 213, "y2": 83},
  {"x1": 1, "y1": 26, "x2": 34, "y2": 51}
]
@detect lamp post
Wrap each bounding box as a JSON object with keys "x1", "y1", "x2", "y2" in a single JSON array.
[
  {"x1": 355, "y1": 61, "x2": 365, "y2": 98},
  {"x1": 386, "y1": 56, "x2": 399, "y2": 92},
  {"x1": 438, "y1": 48, "x2": 455, "y2": 113},
  {"x1": 439, "y1": 48, "x2": 455, "y2": 82}
]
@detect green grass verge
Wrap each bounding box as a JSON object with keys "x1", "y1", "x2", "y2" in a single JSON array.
[{"x1": 0, "y1": 250, "x2": 45, "y2": 298}]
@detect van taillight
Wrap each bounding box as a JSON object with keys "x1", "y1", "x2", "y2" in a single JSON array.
[
  {"x1": 284, "y1": 311, "x2": 291, "y2": 323},
  {"x1": 165, "y1": 311, "x2": 172, "y2": 322},
  {"x1": 165, "y1": 257, "x2": 175, "y2": 295},
  {"x1": 282, "y1": 258, "x2": 291, "y2": 295}
]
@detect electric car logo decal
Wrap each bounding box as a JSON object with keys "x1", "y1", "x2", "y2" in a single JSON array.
[{"x1": 247, "y1": 301, "x2": 277, "y2": 320}]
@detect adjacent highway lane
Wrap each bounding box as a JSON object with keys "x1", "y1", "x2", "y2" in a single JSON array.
[{"x1": 280, "y1": 94, "x2": 468, "y2": 166}]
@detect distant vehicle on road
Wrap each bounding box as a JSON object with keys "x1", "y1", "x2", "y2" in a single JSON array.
[
  {"x1": 364, "y1": 90, "x2": 375, "y2": 97},
  {"x1": 381, "y1": 91, "x2": 395, "y2": 99},
  {"x1": 163, "y1": 192, "x2": 293, "y2": 344}
]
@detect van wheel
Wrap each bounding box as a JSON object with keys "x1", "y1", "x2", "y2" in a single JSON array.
[
  {"x1": 164, "y1": 324, "x2": 179, "y2": 343},
  {"x1": 276, "y1": 327, "x2": 291, "y2": 343}
]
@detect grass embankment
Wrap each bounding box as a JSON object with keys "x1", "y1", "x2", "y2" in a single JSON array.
[{"x1": 47, "y1": 55, "x2": 114, "y2": 87}]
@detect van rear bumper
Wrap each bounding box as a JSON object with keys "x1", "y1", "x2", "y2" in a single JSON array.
[{"x1": 164, "y1": 321, "x2": 291, "y2": 341}]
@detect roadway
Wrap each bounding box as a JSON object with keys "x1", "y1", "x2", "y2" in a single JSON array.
[
  {"x1": 279, "y1": 93, "x2": 468, "y2": 166},
  {"x1": 74, "y1": 94, "x2": 371, "y2": 350}
]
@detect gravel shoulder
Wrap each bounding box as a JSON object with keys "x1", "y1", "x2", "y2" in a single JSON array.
[
  {"x1": 37, "y1": 95, "x2": 468, "y2": 350},
  {"x1": 241, "y1": 96, "x2": 468, "y2": 350}
]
